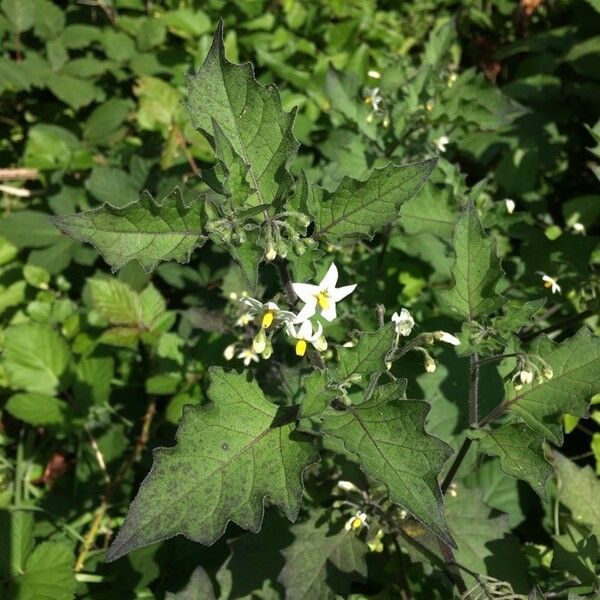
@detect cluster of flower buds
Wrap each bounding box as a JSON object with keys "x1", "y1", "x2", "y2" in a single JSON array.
[{"x1": 511, "y1": 355, "x2": 553, "y2": 390}]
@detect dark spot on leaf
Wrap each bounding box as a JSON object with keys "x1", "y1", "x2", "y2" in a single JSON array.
[{"x1": 222, "y1": 442, "x2": 229, "y2": 451}]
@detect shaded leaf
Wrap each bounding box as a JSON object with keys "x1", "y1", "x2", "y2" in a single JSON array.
[
  {"x1": 321, "y1": 382, "x2": 454, "y2": 546},
  {"x1": 106, "y1": 368, "x2": 318, "y2": 561}
]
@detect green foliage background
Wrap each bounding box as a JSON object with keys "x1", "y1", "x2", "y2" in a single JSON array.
[{"x1": 0, "y1": 0, "x2": 599, "y2": 598}]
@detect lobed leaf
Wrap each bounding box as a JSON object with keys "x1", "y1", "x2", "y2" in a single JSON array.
[
  {"x1": 50, "y1": 188, "x2": 205, "y2": 272},
  {"x1": 314, "y1": 160, "x2": 437, "y2": 240},
  {"x1": 507, "y1": 328, "x2": 600, "y2": 445},
  {"x1": 321, "y1": 382, "x2": 455, "y2": 546},
  {"x1": 438, "y1": 201, "x2": 505, "y2": 321},
  {"x1": 468, "y1": 423, "x2": 554, "y2": 499},
  {"x1": 106, "y1": 368, "x2": 318, "y2": 561},
  {"x1": 184, "y1": 21, "x2": 298, "y2": 208}
]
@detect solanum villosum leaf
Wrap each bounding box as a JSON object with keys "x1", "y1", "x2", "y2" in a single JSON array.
[
  {"x1": 184, "y1": 21, "x2": 298, "y2": 208},
  {"x1": 506, "y1": 328, "x2": 600, "y2": 445},
  {"x1": 278, "y1": 510, "x2": 367, "y2": 600},
  {"x1": 468, "y1": 423, "x2": 554, "y2": 499},
  {"x1": 314, "y1": 159, "x2": 437, "y2": 241},
  {"x1": 106, "y1": 368, "x2": 318, "y2": 561},
  {"x1": 50, "y1": 188, "x2": 205, "y2": 272},
  {"x1": 321, "y1": 382, "x2": 455, "y2": 547},
  {"x1": 438, "y1": 201, "x2": 505, "y2": 321}
]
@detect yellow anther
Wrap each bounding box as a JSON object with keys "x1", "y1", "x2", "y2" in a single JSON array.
[
  {"x1": 364, "y1": 96, "x2": 373, "y2": 105},
  {"x1": 316, "y1": 291, "x2": 330, "y2": 309},
  {"x1": 261, "y1": 311, "x2": 275, "y2": 329},
  {"x1": 350, "y1": 517, "x2": 362, "y2": 529},
  {"x1": 295, "y1": 339, "x2": 307, "y2": 356},
  {"x1": 544, "y1": 280, "x2": 553, "y2": 289}
]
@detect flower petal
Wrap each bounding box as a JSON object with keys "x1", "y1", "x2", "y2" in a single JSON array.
[
  {"x1": 294, "y1": 303, "x2": 317, "y2": 324},
  {"x1": 330, "y1": 283, "x2": 356, "y2": 302},
  {"x1": 320, "y1": 263, "x2": 339, "y2": 291},
  {"x1": 298, "y1": 320, "x2": 313, "y2": 339},
  {"x1": 292, "y1": 283, "x2": 319, "y2": 305},
  {"x1": 321, "y1": 302, "x2": 337, "y2": 322}
]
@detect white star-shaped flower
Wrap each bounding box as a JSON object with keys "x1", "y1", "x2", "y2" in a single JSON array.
[
  {"x1": 345, "y1": 511, "x2": 368, "y2": 531},
  {"x1": 292, "y1": 263, "x2": 356, "y2": 323},
  {"x1": 391, "y1": 309, "x2": 415, "y2": 336},
  {"x1": 539, "y1": 272, "x2": 561, "y2": 294},
  {"x1": 237, "y1": 348, "x2": 259, "y2": 366},
  {"x1": 434, "y1": 135, "x2": 449, "y2": 153},
  {"x1": 286, "y1": 320, "x2": 327, "y2": 356},
  {"x1": 241, "y1": 298, "x2": 296, "y2": 329}
]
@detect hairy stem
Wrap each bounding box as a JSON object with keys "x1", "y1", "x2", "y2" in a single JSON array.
[{"x1": 469, "y1": 353, "x2": 479, "y2": 427}]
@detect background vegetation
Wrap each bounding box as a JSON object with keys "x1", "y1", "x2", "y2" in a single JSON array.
[{"x1": 0, "y1": 0, "x2": 599, "y2": 598}]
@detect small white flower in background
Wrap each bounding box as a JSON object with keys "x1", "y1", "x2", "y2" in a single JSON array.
[
  {"x1": 286, "y1": 321, "x2": 327, "y2": 356},
  {"x1": 571, "y1": 222, "x2": 585, "y2": 235},
  {"x1": 391, "y1": 308, "x2": 415, "y2": 337},
  {"x1": 223, "y1": 343, "x2": 237, "y2": 361},
  {"x1": 539, "y1": 272, "x2": 561, "y2": 294},
  {"x1": 237, "y1": 348, "x2": 259, "y2": 366},
  {"x1": 235, "y1": 312, "x2": 253, "y2": 327},
  {"x1": 292, "y1": 263, "x2": 356, "y2": 323},
  {"x1": 345, "y1": 511, "x2": 368, "y2": 531},
  {"x1": 241, "y1": 298, "x2": 296, "y2": 329},
  {"x1": 364, "y1": 87, "x2": 383, "y2": 112},
  {"x1": 543, "y1": 366, "x2": 553, "y2": 380},
  {"x1": 367, "y1": 69, "x2": 381, "y2": 79},
  {"x1": 434, "y1": 331, "x2": 461, "y2": 346},
  {"x1": 342, "y1": 340, "x2": 356, "y2": 348},
  {"x1": 505, "y1": 199, "x2": 516, "y2": 214},
  {"x1": 424, "y1": 355, "x2": 436, "y2": 373},
  {"x1": 337, "y1": 480, "x2": 358, "y2": 492},
  {"x1": 434, "y1": 135, "x2": 449, "y2": 153}
]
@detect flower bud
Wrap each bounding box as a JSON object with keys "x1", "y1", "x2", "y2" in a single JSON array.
[
  {"x1": 252, "y1": 329, "x2": 267, "y2": 354},
  {"x1": 223, "y1": 343, "x2": 236, "y2": 361},
  {"x1": 543, "y1": 366, "x2": 553, "y2": 380},
  {"x1": 425, "y1": 356, "x2": 436, "y2": 373},
  {"x1": 265, "y1": 246, "x2": 277, "y2": 261}
]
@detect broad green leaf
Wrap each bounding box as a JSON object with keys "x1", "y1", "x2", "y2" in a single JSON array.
[
  {"x1": 3, "y1": 323, "x2": 71, "y2": 395},
  {"x1": 553, "y1": 452, "x2": 600, "y2": 539},
  {"x1": 184, "y1": 22, "x2": 297, "y2": 207},
  {"x1": 336, "y1": 324, "x2": 395, "y2": 384},
  {"x1": 0, "y1": 511, "x2": 34, "y2": 579},
  {"x1": 6, "y1": 393, "x2": 71, "y2": 426},
  {"x1": 468, "y1": 423, "x2": 554, "y2": 499},
  {"x1": 50, "y1": 188, "x2": 205, "y2": 272},
  {"x1": 33, "y1": 0, "x2": 64, "y2": 40},
  {"x1": 85, "y1": 166, "x2": 140, "y2": 208},
  {"x1": 321, "y1": 382, "x2": 454, "y2": 546},
  {"x1": 314, "y1": 160, "x2": 436, "y2": 240},
  {"x1": 8, "y1": 541, "x2": 76, "y2": 600},
  {"x1": 552, "y1": 523, "x2": 598, "y2": 586},
  {"x1": 23, "y1": 124, "x2": 92, "y2": 171},
  {"x1": 106, "y1": 368, "x2": 318, "y2": 561},
  {"x1": 0, "y1": 210, "x2": 61, "y2": 248},
  {"x1": 165, "y1": 567, "x2": 216, "y2": 600},
  {"x1": 83, "y1": 99, "x2": 131, "y2": 143},
  {"x1": 1, "y1": 0, "x2": 34, "y2": 32},
  {"x1": 438, "y1": 202, "x2": 505, "y2": 321},
  {"x1": 278, "y1": 511, "x2": 367, "y2": 600},
  {"x1": 299, "y1": 370, "x2": 338, "y2": 418},
  {"x1": 89, "y1": 278, "x2": 142, "y2": 326},
  {"x1": 399, "y1": 183, "x2": 456, "y2": 239},
  {"x1": 507, "y1": 328, "x2": 600, "y2": 445}
]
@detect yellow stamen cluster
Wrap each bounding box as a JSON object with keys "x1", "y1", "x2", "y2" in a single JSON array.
[
  {"x1": 316, "y1": 291, "x2": 330, "y2": 309},
  {"x1": 261, "y1": 310, "x2": 275, "y2": 328},
  {"x1": 295, "y1": 339, "x2": 307, "y2": 356}
]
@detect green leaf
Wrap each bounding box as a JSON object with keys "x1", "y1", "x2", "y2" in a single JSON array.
[
  {"x1": 0, "y1": 510, "x2": 34, "y2": 579},
  {"x1": 85, "y1": 166, "x2": 140, "y2": 208},
  {"x1": 23, "y1": 124, "x2": 92, "y2": 171},
  {"x1": 33, "y1": 0, "x2": 65, "y2": 40},
  {"x1": 89, "y1": 278, "x2": 142, "y2": 326},
  {"x1": 552, "y1": 523, "x2": 598, "y2": 586},
  {"x1": 106, "y1": 368, "x2": 318, "y2": 561},
  {"x1": 50, "y1": 188, "x2": 205, "y2": 272},
  {"x1": 438, "y1": 202, "x2": 505, "y2": 321},
  {"x1": 1, "y1": 0, "x2": 34, "y2": 33},
  {"x1": 299, "y1": 371, "x2": 338, "y2": 418},
  {"x1": 507, "y1": 328, "x2": 600, "y2": 445},
  {"x1": 336, "y1": 324, "x2": 395, "y2": 384},
  {"x1": 0, "y1": 210, "x2": 61, "y2": 248},
  {"x1": 399, "y1": 183, "x2": 456, "y2": 239},
  {"x1": 83, "y1": 99, "x2": 131, "y2": 144},
  {"x1": 165, "y1": 567, "x2": 216, "y2": 600},
  {"x1": 553, "y1": 452, "x2": 600, "y2": 538},
  {"x1": 468, "y1": 423, "x2": 554, "y2": 499},
  {"x1": 3, "y1": 323, "x2": 71, "y2": 395},
  {"x1": 278, "y1": 511, "x2": 367, "y2": 600},
  {"x1": 6, "y1": 393, "x2": 71, "y2": 426},
  {"x1": 184, "y1": 22, "x2": 297, "y2": 207},
  {"x1": 314, "y1": 160, "x2": 436, "y2": 240},
  {"x1": 8, "y1": 542, "x2": 76, "y2": 600},
  {"x1": 321, "y1": 382, "x2": 454, "y2": 546}
]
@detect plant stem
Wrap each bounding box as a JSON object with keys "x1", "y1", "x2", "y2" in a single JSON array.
[
  {"x1": 469, "y1": 353, "x2": 479, "y2": 427},
  {"x1": 74, "y1": 399, "x2": 157, "y2": 572},
  {"x1": 440, "y1": 438, "x2": 473, "y2": 494},
  {"x1": 519, "y1": 308, "x2": 594, "y2": 342}
]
